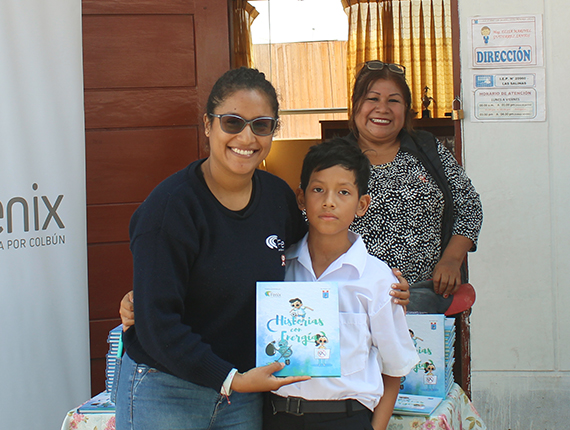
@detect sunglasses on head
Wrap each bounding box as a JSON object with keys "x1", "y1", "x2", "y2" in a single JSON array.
[
  {"x1": 209, "y1": 113, "x2": 277, "y2": 136},
  {"x1": 364, "y1": 61, "x2": 406, "y2": 76}
]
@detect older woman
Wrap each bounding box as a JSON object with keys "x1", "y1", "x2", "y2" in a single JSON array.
[{"x1": 346, "y1": 61, "x2": 483, "y2": 312}]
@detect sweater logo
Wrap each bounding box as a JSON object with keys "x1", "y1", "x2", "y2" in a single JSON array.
[{"x1": 265, "y1": 234, "x2": 285, "y2": 252}]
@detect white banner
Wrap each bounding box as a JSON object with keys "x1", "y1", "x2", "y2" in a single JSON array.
[{"x1": 0, "y1": 1, "x2": 90, "y2": 428}]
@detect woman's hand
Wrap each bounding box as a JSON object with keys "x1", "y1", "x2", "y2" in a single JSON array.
[
  {"x1": 119, "y1": 291, "x2": 135, "y2": 331},
  {"x1": 433, "y1": 235, "x2": 474, "y2": 297},
  {"x1": 390, "y1": 268, "x2": 410, "y2": 307},
  {"x1": 230, "y1": 362, "x2": 310, "y2": 393},
  {"x1": 432, "y1": 259, "x2": 462, "y2": 297}
]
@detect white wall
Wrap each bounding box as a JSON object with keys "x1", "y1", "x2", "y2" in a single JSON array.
[{"x1": 459, "y1": 1, "x2": 570, "y2": 429}]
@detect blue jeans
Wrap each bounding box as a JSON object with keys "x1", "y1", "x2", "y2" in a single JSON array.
[{"x1": 115, "y1": 352, "x2": 262, "y2": 430}]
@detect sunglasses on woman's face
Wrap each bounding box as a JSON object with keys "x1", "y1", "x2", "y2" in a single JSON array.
[
  {"x1": 209, "y1": 113, "x2": 277, "y2": 136},
  {"x1": 365, "y1": 61, "x2": 406, "y2": 76}
]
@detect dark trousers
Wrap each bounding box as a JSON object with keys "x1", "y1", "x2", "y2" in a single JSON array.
[{"x1": 262, "y1": 394, "x2": 373, "y2": 430}]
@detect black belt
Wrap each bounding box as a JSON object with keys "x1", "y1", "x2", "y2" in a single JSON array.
[{"x1": 269, "y1": 394, "x2": 367, "y2": 416}]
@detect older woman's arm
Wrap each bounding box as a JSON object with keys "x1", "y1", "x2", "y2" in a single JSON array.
[{"x1": 435, "y1": 142, "x2": 483, "y2": 297}]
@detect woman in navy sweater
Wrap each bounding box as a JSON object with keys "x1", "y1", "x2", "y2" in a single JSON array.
[{"x1": 114, "y1": 68, "x2": 311, "y2": 430}]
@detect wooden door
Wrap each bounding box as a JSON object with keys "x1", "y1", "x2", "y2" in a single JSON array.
[{"x1": 82, "y1": 0, "x2": 231, "y2": 395}]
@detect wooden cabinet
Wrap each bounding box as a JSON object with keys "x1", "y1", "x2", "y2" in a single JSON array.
[{"x1": 320, "y1": 118, "x2": 457, "y2": 155}]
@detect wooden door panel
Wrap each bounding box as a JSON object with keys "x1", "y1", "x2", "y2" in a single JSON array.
[
  {"x1": 90, "y1": 358, "x2": 107, "y2": 395},
  {"x1": 84, "y1": 88, "x2": 199, "y2": 129},
  {"x1": 87, "y1": 204, "x2": 139, "y2": 244},
  {"x1": 85, "y1": 127, "x2": 199, "y2": 205},
  {"x1": 83, "y1": 0, "x2": 194, "y2": 15},
  {"x1": 88, "y1": 243, "x2": 133, "y2": 320},
  {"x1": 82, "y1": 0, "x2": 230, "y2": 396},
  {"x1": 90, "y1": 320, "x2": 123, "y2": 356},
  {"x1": 83, "y1": 15, "x2": 196, "y2": 89}
]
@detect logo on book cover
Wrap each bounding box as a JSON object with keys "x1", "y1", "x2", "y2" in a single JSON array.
[
  {"x1": 422, "y1": 360, "x2": 438, "y2": 388},
  {"x1": 322, "y1": 289, "x2": 329, "y2": 298},
  {"x1": 314, "y1": 332, "x2": 331, "y2": 366},
  {"x1": 430, "y1": 320, "x2": 438, "y2": 330},
  {"x1": 264, "y1": 290, "x2": 281, "y2": 298}
]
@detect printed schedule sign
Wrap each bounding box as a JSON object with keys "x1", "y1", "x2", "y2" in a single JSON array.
[{"x1": 471, "y1": 69, "x2": 545, "y2": 121}]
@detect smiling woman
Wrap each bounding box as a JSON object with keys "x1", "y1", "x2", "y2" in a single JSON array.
[
  {"x1": 347, "y1": 61, "x2": 482, "y2": 307},
  {"x1": 202, "y1": 88, "x2": 276, "y2": 205},
  {"x1": 113, "y1": 67, "x2": 310, "y2": 430}
]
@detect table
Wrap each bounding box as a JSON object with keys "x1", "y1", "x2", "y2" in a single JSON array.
[
  {"x1": 388, "y1": 384, "x2": 487, "y2": 430},
  {"x1": 61, "y1": 410, "x2": 115, "y2": 430},
  {"x1": 62, "y1": 384, "x2": 485, "y2": 430}
]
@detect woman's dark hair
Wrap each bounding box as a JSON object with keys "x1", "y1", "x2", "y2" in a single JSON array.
[
  {"x1": 300, "y1": 137, "x2": 370, "y2": 197},
  {"x1": 206, "y1": 67, "x2": 279, "y2": 119},
  {"x1": 349, "y1": 63, "x2": 414, "y2": 138}
]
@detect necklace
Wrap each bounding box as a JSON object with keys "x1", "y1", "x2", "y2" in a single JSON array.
[{"x1": 375, "y1": 162, "x2": 392, "y2": 169}]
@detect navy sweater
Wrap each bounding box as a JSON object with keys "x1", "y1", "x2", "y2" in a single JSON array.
[{"x1": 124, "y1": 160, "x2": 306, "y2": 391}]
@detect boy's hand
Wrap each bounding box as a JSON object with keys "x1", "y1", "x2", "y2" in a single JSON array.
[
  {"x1": 230, "y1": 362, "x2": 310, "y2": 393},
  {"x1": 119, "y1": 291, "x2": 135, "y2": 331},
  {"x1": 390, "y1": 269, "x2": 410, "y2": 307}
]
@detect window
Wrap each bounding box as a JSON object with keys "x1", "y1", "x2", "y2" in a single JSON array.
[{"x1": 250, "y1": 0, "x2": 349, "y2": 140}]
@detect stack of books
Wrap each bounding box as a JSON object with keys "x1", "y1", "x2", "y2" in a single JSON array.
[
  {"x1": 393, "y1": 314, "x2": 455, "y2": 416},
  {"x1": 77, "y1": 324, "x2": 122, "y2": 414},
  {"x1": 444, "y1": 317, "x2": 456, "y2": 395},
  {"x1": 77, "y1": 391, "x2": 115, "y2": 414},
  {"x1": 105, "y1": 324, "x2": 123, "y2": 393}
]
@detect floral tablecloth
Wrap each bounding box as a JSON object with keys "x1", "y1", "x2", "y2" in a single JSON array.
[
  {"x1": 61, "y1": 410, "x2": 115, "y2": 430},
  {"x1": 388, "y1": 384, "x2": 487, "y2": 430},
  {"x1": 62, "y1": 383, "x2": 485, "y2": 430}
]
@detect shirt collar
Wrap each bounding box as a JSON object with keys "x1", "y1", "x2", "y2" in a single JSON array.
[{"x1": 286, "y1": 231, "x2": 368, "y2": 279}]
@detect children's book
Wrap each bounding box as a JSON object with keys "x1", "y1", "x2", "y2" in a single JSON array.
[
  {"x1": 393, "y1": 393, "x2": 443, "y2": 416},
  {"x1": 256, "y1": 281, "x2": 341, "y2": 377},
  {"x1": 77, "y1": 391, "x2": 115, "y2": 414},
  {"x1": 394, "y1": 314, "x2": 455, "y2": 416}
]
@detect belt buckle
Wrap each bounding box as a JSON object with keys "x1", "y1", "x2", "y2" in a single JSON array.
[{"x1": 285, "y1": 397, "x2": 303, "y2": 416}]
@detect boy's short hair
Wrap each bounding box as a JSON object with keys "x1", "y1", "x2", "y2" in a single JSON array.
[{"x1": 300, "y1": 137, "x2": 370, "y2": 196}]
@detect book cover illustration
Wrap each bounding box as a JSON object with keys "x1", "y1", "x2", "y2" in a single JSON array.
[
  {"x1": 256, "y1": 281, "x2": 341, "y2": 377},
  {"x1": 400, "y1": 314, "x2": 451, "y2": 399}
]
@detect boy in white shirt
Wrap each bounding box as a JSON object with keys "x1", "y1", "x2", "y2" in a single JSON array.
[{"x1": 264, "y1": 138, "x2": 419, "y2": 430}]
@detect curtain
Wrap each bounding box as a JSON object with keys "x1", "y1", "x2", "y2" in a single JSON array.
[
  {"x1": 342, "y1": 0, "x2": 453, "y2": 118},
  {"x1": 232, "y1": 0, "x2": 259, "y2": 68}
]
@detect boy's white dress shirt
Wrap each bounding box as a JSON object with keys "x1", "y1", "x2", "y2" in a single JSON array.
[{"x1": 274, "y1": 231, "x2": 419, "y2": 411}]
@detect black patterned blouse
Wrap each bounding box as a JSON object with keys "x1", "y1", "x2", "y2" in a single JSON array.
[{"x1": 350, "y1": 140, "x2": 483, "y2": 284}]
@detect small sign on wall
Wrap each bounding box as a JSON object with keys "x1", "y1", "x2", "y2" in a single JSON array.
[
  {"x1": 471, "y1": 69, "x2": 545, "y2": 122},
  {"x1": 470, "y1": 15, "x2": 543, "y2": 68},
  {"x1": 469, "y1": 15, "x2": 545, "y2": 122}
]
